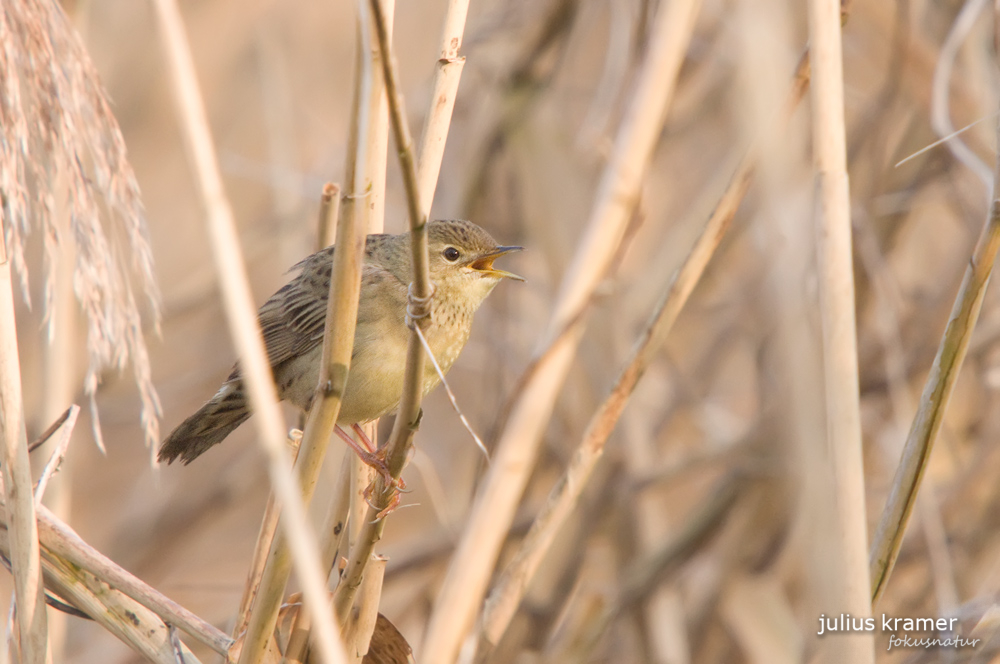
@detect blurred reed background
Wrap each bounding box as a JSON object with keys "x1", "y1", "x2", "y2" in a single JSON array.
[{"x1": 7, "y1": 0, "x2": 1000, "y2": 662}]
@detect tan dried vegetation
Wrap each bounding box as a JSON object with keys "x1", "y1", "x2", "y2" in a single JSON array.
[{"x1": 4, "y1": 0, "x2": 1000, "y2": 663}]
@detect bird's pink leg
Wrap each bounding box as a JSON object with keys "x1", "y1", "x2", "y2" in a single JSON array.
[
  {"x1": 350, "y1": 423, "x2": 375, "y2": 452},
  {"x1": 334, "y1": 425, "x2": 407, "y2": 515}
]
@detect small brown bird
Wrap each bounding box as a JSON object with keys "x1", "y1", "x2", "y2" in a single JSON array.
[{"x1": 158, "y1": 220, "x2": 522, "y2": 465}]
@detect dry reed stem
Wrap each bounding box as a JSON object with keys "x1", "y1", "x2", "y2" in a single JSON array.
[
  {"x1": 320, "y1": 455, "x2": 353, "y2": 577},
  {"x1": 331, "y1": 0, "x2": 435, "y2": 623},
  {"x1": 0, "y1": 231, "x2": 48, "y2": 662},
  {"x1": 150, "y1": 1, "x2": 347, "y2": 662},
  {"x1": 233, "y1": 430, "x2": 303, "y2": 642},
  {"x1": 32, "y1": 503, "x2": 232, "y2": 655},
  {"x1": 237, "y1": 157, "x2": 363, "y2": 664},
  {"x1": 0, "y1": 514, "x2": 203, "y2": 663},
  {"x1": 853, "y1": 219, "x2": 960, "y2": 616},
  {"x1": 415, "y1": 0, "x2": 469, "y2": 215},
  {"x1": 344, "y1": 556, "x2": 385, "y2": 662},
  {"x1": 869, "y1": 103, "x2": 1000, "y2": 605},
  {"x1": 39, "y1": 557, "x2": 200, "y2": 664},
  {"x1": 318, "y1": 184, "x2": 342, "y2": 250},
  {"x1": 285, "y1": 1, "x2": 392, "y2": 654},
  {"x1": 807, "y1": 0, "x2": 872, "y2": 660},
  {"x1": 238, "y1": 93, "x2": 366, "y2": 657},
  {"x1": 359, "y1": 0, "x2": 392, "y2": 235},
  {"x1": 420, "y1": 1, "x2": 702, "y2": 661},
  {"x1": 284, "y1": 453, "x2": 353, "y2": 664},
  {"x1": 476, "y1": 156, "x2": 742, "y2": 648}
]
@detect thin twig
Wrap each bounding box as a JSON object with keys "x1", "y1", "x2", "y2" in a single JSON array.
[
  {"x1": 26, "y1": 406, "x2": 75, "y2": 454},
  {"x1": 150, "y1": 1, "x2": 348, "y2": 662},
  {"x1": 32, "y1": 405, "x2": 79, "y2": 506},
  {"x1": 421, "y1": 1, "x2": 702, "y2": 661}
]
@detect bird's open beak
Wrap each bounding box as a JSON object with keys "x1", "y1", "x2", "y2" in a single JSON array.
[{"x1": 470, "y1": 245, "x2": 525, "y2": 281}]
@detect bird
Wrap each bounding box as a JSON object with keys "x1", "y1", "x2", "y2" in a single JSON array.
[{"x1": 158, "y1": 219, "x2": 522, "y2": 466}]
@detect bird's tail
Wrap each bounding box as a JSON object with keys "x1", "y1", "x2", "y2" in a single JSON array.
[{"x1": 158, "y1": 381, "x2": 251, "y2": 464}]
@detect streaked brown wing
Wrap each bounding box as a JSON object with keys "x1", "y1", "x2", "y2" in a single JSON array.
[{"x1": 230, "y1": 244, "x2": 404, "y2": 380}]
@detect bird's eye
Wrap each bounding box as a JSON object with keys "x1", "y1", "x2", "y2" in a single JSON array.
[{"x1": 443, "y1": 247, "x2": 461, "y2": 262}]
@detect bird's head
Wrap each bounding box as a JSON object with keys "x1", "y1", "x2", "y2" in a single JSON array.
[{"x1": 425, "y1": 220, "x2": 523, "y2": 308}]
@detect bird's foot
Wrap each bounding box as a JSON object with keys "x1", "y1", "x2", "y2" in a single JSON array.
[
  {"x1": 335, "y1": 425, "x2": 406, "y2": 519},
  {"x1": 363, "y1": 482, "x2": 402, "y2": 521}
]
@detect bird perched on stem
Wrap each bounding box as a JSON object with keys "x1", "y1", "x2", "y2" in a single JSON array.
[{"x1": 158, "y1": 219, "x2": 522, "y2": 466}]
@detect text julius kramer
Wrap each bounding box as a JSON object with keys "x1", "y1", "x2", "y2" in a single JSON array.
[{"x1": 817, "y1": 614, "x2": 957, "y2": 635}]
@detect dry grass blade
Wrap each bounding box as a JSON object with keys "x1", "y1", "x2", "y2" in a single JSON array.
[
  {"x1": 414, "y1": 325, "x2": 489, "y2": 460},
  {"x1": 421, "y1": 1, "x2": 702, "y2": 661},
  {"x1": 0, "y1": 0, "x2": 161, "y2": 449},
  {"x1": 0, "y1": 233, "x2": 48, "y2": 662},
  {"x1": 869, "y1": 113, "x2": 1000, "y2": 605},
  {"x1": 807, "y1": 0, "x2": 872, "y2": 660},
  {"x1": 150, "y1": 1, "x2": 348, "y2": 662}
]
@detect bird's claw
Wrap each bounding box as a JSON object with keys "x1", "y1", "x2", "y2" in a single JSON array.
[{"x1": 362, "y1": 479, "x2": 403, "y2": 521}]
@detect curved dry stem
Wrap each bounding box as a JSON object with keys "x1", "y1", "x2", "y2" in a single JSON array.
[{"x1": 33, "y1": 504, "x2": 231, "y2": 656}]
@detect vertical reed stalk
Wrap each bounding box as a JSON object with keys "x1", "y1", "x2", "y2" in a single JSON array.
[
  {"x1": 808, "y1": 0, "x2": 872, "y2": 661},
  {"x1": 0, "y1": 232, "x2": 49, "y2": 663}
]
